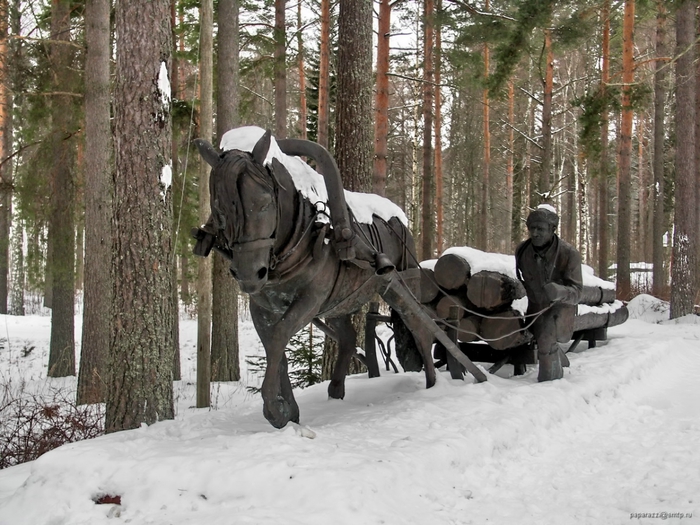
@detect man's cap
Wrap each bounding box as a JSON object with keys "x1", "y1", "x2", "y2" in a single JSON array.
[{"x1": 526, "y1": 204, "x2": 559, "y2": 228}]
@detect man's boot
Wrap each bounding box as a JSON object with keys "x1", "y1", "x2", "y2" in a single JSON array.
[{"x1": 537, "y1": 344, "x2": 563, "y2": 382}]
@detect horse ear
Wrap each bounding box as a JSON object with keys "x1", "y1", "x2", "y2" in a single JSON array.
[
  {"x1": 252, "y1": 129, "x2": 272, "y2": 165},
  {"x1": 193, "y1": 139, "x2": 220, "y2": 167}
]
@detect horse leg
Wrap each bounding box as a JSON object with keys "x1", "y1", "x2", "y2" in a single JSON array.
[
  {"x1": 327, "y1": 315, "x2": 356, "y2": 400},
  {"x1": 251, "y1": 306, "x2": 302, "y2": 428},
  {"x1": 258, "y1": 340, "x2": 300, "y2": 428},
  {"x1": 381, "y1": 281, "x2": 437, "y2": 389}
]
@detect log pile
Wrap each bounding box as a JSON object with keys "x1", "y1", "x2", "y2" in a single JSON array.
[{"x1": 420, "y1": 248, "x2": 628, "y2": 352}]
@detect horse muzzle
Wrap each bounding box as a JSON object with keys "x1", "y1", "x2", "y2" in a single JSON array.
[{"x1": 228, "y1": 238, "x2": 276, "y2": 294}]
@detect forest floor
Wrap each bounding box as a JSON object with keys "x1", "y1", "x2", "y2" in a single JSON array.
[{"x1": 0, "y1": 294, "x2": 698, "y2": 525}]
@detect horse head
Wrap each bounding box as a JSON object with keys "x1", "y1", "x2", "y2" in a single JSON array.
[{"x1": 195, "y1": 131, "x2": 279, "y2": 294}]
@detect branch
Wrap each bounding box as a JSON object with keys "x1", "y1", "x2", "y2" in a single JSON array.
[
  {"x1": 445, "y1": 0, "x2": 515, "y2": 21},
  {"x1": 0, "y1": 140, "x2": 42, "y2": 170},
  {"x1": 499, "y1": 118, "x2": 543, "y2": 150}
]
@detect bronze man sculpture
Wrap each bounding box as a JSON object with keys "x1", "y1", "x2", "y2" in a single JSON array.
[{"x1": 515, "y1": 205, "x2": 583, "y2": 382}]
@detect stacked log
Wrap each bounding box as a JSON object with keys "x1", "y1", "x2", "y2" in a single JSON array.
[{"x1": 420, "y1": 249, "x2": 627, "y2": 351}]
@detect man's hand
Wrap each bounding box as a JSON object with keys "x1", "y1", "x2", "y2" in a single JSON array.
[{"x1": 544, "y1": 282, "x2": 567, "y2": 303}]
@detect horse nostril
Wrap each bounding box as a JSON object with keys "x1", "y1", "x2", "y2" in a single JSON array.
[{"x1": 257, "y1": 267, "x2": 268, "y2": 280}]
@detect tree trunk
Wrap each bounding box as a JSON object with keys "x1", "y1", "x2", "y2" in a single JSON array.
[
  {"x1": 47, "y1": 0, "x2": 77, "y2": 378},
  {"x1": 77, "y1": 0, "x2": 112, "y2": 404},
  {"x1": 616, "y1": 0, "x2": 635, "y2": 301},
  {"x1": 434, "y1": 0, "x2": 444, "y2": 255},
  {"x1": 196, "y1": 0, "x2": 213, "y2": 408},
  {"x1": 0, "y1": 0, "x2": 9, "y2": 314},
  {"x1": 318, "y1": 0, "x2": 331, "y2": 149},
  {"x1": 420, "y1": 0, "x2": 434, "y2": 260},
  {"x1": 212, "y1": 0, "x2": 241, "y2": 382},
  {"x1": 170, "y1": 0, "x2": 181, "y2": 381},
  {"x1": 297, "y1": 0, "x2": 307, "y2": 139},
  {"x1": 106, "y1": 0, "x2": 175, "y2": 433},
  {"x1": 335, "y1": 0, "x2": 373, "y2": 192},
  {"x1": 274, "y1": 0, "x2": 287, "y2": 138},
  {"x1": 322, "y1": 0, "x2": 373, "y2": 381},
  {"x1": 480, "y1": 6, "x2": 489, "y2": 251},
  {"x1": 373, "y1": 0, "x2": 390, "y2": 196},
  {"x1": 507, "y1": 80, "x2": 515, "y2": 252},
  {"x1": 540, "y1": 28, "x2": 553, "y2": 199},
  {"x1": 670, "y1": 0, "x2": 696, "y2": 319},
  {"x1": 598, "y1": 0, "x2": 610, "y2": 280},
  {"x1": 652, "y1": 1, "x2": 667, "y2": 298}
]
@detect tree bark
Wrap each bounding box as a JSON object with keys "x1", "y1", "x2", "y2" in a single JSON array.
[
  {"x1": 106, "y1": 0, "x2": 175, "y2": 432},
  {"x1": 318, "y1": 0, "x2": 331, "y2": 149},
  {"x1": 77, "y1": 0, "x2": 112, "y2": 404},
  {"x1": 274, "y1": 0, "x2": 287, "y2": 138},
  {"x1": 651, "y1": 4, "x2": 667, "y2": 299},
  {"x1": 420, "y1": 0, "x2": 435, "y2": 260},
  {"x1": 297, "y1": 0, "x2": 307, "y2": 139},
  {"x1": 212, "y1": 0, "x2": 241, "y2": 382},
  {"x1": 480, "y1": 5, "x2": 490, "y2": 251},
  {"x1": 47, "y1": 0, "x2": 77, "y2": 378},
  {"x1": 196, "y1": 0, "x2": 214, "y2": 408},
  {"x1": 540, "y1": 28, "x2": 553, "y2": 199},
  {"x1": 373, "y1": 0, "x2": 390, "y2": 196},
  {"x1": 0, "y1": 0, "x2": 9, "y2": 314},
  {"x1": 434, "y1": 0, "x2": 444, "y2": 255},
  {"x1": 598, "y1": 0, "x2": 610, "y2": 280},
  {"x1": 616, "y1": 0, "x2": 635, "y2": 301},
  {"x1": 670, "y1": 0, "x2": 696, "y2": 319},
  {"x1": 170, "y1": 0, "x2": 181, "y2": 381}
]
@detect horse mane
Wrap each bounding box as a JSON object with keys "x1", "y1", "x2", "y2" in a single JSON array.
[{"x1": 210, "y1": 149, "x2": 276, "y2": 244}]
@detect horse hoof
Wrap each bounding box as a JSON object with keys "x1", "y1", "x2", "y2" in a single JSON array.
[
  {"x1": 263, "y1": 396, "x2": 300, "y2": 428},
  {"x1": 327, "y1": 380, "x2": 345, "y2": 400}
]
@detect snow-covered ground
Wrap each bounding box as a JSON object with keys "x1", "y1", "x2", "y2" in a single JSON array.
[{"x1": 0, "y1": 294, "x2": 698, "y2": 525}]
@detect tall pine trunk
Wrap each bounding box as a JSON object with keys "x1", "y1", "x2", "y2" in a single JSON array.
[
  {"x1": 318, "y1": 0, "x2": 331, "y2": 148},
  {"x1": 196, "y1": 0, "x2": 213, "y2": 408},
  {"x1": 106, "y1": 0, "x2": 175, "y2": 432},
  {"x1": 598, "y1": 0, "x2": 611, "y2": 280},
  {"x1": 434, "y1": 1, "x2": 444, "y2": 256},
  {"x1": 322, "y1": 0, "x2": 373, "y2": 381},
  {"x1": 616, "y1": 0, "x2": 635, "y2": 300},
  {"x1": 77, "y1": 0, "x2": 112, "y2": 404},
  {"x1": 420, "y1": 0, "x2": 434, "y2": 260},
  {"x1": 652, "y1": 1, "x2": 667, "y2": 298},
  {"x1": 297, "y1": 0, "x2": 307, "y2": 139},
  {"x1": 480, "y1": 28, "x2": 489, "y2": 251},
  {"x1": 670, "y1": 0, "x2": 696, "y2": 318},
  {"x1": 212, "y1": 0, "x2": 241, "y2": 382},
  {"x1": 540, "y1": 28, "x2": 553, "y2": 199},
  {"x1": 373, "y1": 0, "x2": 390, "y2": 196},
  {"x1": 0, "y1": 0, "x2": 9, "y2": 314},
  {"x1": 274, "y1": 0, "x2": 287, "y2": 138},
  {"x1": 47, "y1": 0, "x2": 77, "y2": 378}
]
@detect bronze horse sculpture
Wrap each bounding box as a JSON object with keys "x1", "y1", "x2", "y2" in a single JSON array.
[{"x1": 192, "y1": 126, "x2": 485, "y2": 429}]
